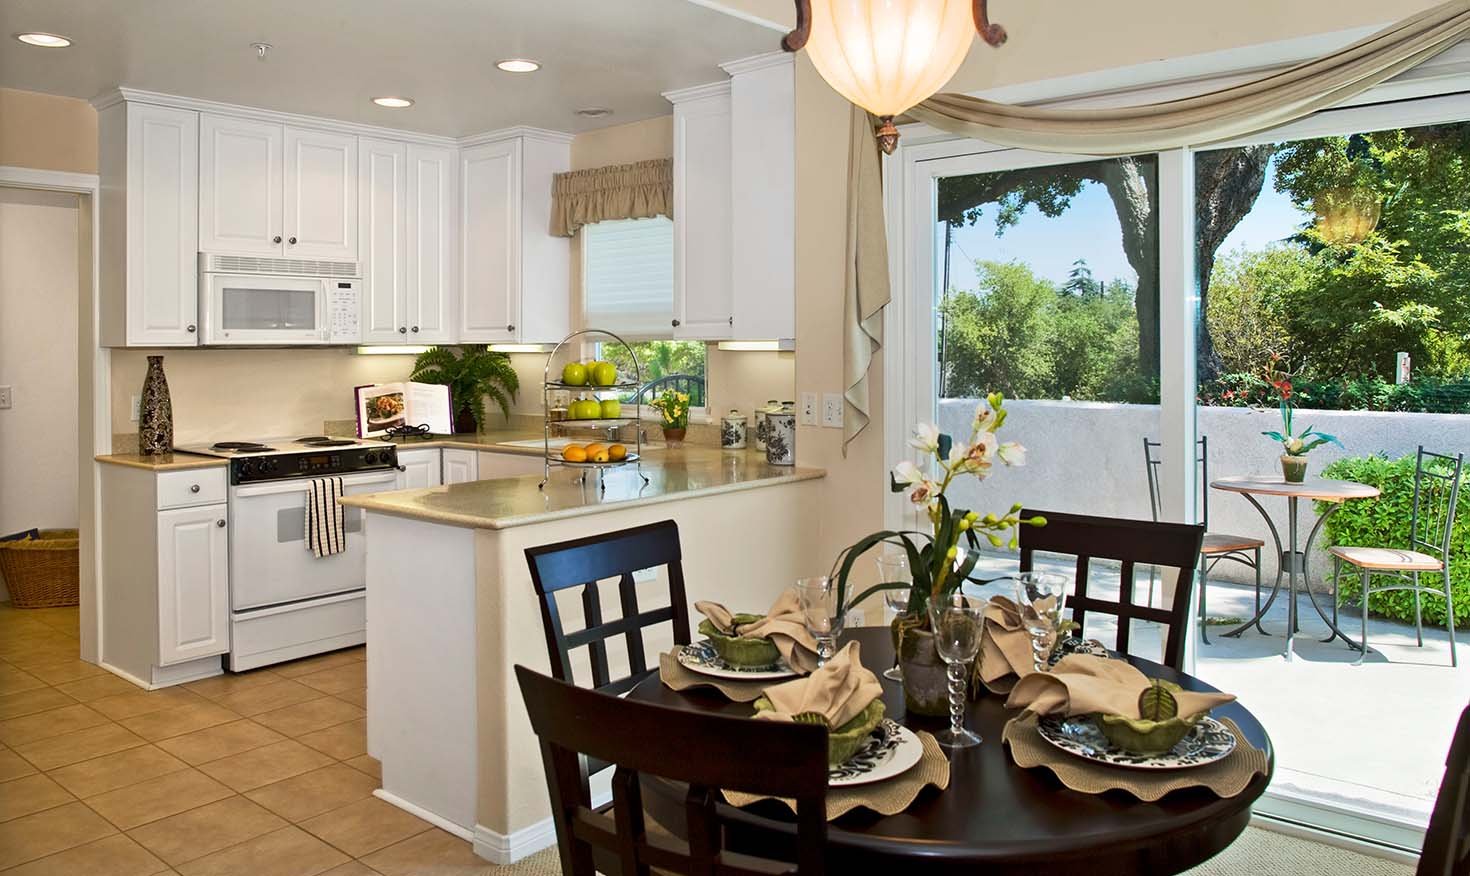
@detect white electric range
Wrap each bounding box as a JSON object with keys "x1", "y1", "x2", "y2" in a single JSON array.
[{"x1": 174, "y1": 436, "x2": 402, "y2": 670}]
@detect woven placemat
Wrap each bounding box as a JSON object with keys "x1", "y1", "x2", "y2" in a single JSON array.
[
  {"x1": 722, "y1": 730, "x2": 950, "y2": 820},
  {"x1": 658, "y1": 650, "x2": 770, "y2": 702},
  {"x1": 1003, "y1": 711, "x2": 1268, "y2": 802}
]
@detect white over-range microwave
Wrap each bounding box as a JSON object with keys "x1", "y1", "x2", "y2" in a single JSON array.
[{"x1": 198, "y1": 254, "x2": 361, "y2": 346}]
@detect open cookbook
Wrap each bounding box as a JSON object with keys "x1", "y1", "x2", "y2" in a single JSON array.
[{"x1": 355, "y1": 382, "x2": 454, "y2": 437}]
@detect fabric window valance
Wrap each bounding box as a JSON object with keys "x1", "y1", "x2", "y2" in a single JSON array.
[{"x1": 550, "y1": 158, "x2": 672, "y2": 237}]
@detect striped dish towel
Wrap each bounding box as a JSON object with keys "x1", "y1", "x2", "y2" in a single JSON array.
[{"x1": 305, "y1": 477, "x2": 347, "y2": 557}]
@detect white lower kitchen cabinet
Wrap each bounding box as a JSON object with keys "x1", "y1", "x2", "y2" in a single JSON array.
[
  {"x1": 99, "y1": 464, "x2": 232, "y2": 687},
  {"x1": 442, "y1": 448, "x2": 479, "y2": 484},
  {"x1": 477, "y1": 451, "x2": 545, "y2": 479},
  {"x1": 394, "y1": 447, "x2": 443, "y2": 490}
]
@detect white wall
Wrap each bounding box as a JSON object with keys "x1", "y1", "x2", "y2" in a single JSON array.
[
  {"x1": 937, "y1": 399, "x2": 1470, "y2": 583},
  {"x1": 0, "y1": 186, "x2": 82, "y2": 599}
]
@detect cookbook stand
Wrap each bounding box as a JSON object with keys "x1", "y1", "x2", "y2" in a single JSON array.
[{"x1": 540, "y1": 329, "x2": 648, "y2": 493}]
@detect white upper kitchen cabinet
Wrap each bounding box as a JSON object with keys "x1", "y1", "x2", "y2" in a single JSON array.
[
  {"x1": 199, "y1": 115, "x2": 357, "y2": 260},
  {"x1": 666, "y1": 82, "x2": 733, "y2": 341},
  {"x1": 98, "y1": 99, "x2": 201, "y2": 346},
  {"x1": 459, "y1": 131, "x2": 570, "y2": 343},
  {"x1": 406, "y1": 144, "x2": 459, "y2": 343},
  {"x1": 359, "y1": 138, "x2": 409, "y2": 343}
]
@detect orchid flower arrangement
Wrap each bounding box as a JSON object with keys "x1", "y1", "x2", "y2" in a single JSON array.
[
  {"x1": 831, "y1": 393, "x2": 1044, "y2": 627},
  {"x1": 1260, "y1": 353, "x2": 1341, "y2": 457}
]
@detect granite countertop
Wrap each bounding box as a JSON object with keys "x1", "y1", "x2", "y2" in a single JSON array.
[
  {"x1": 337, "y1": 447, "x2": 824, "y2": 530},
  {"x1": 94, "y1": 451, "x2": 229, "y2": 471}
]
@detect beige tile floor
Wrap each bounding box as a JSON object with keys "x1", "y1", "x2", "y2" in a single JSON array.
[{"x1": 0, "y1": 602, "x2": 503, "y2": 875}]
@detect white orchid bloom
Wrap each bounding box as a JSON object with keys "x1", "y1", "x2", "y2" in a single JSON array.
[
  {"x1": 907, "y1": 422, "x2": 942, "y2": 456},
  {"x1": 1284, "y1": 436, "x2": 1304, "y2": 454},
  {"x1": 998, "y1": 442, "x2": 1027, "y2": 466},
  {"x1": 908, "y1": 479, "x2": 940, "y2": 508},
  {"x1": 892, "y1": 459, "x2": 926, "y2": 486},
  {"x1": 972, "y1": 403, "x2": 997, "y2": 434}
]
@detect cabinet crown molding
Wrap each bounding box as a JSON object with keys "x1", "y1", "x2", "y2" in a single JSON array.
[
  {"x1": 663, "y1": 80, "x2": 732, "y2": 105},
  {"x1": 458, "y1": 126, "x2": 576, "y2": 148},
  {"x1": 719, "y1": 51, "x2": 793, "y2": 76}
]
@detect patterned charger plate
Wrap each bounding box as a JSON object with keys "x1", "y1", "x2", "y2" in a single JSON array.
[
  {"x1": 1036, "y1": 715, "x2": 1237, "y2": 770},
  {"x1": 677, "y1": 642, "x2": 799, "y2": 681},
  {"x1": 829, "y1": 719, "x2": 924, "y2": 787}
]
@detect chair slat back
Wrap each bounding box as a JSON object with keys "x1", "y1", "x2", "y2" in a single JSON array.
[
  {"x1": 516, "y1": 665, "x2": 829, "y2": 876},
  {"x1": 526, "y1": 520, "x2": 692, "y2": 696},
  {"x1": 1418, "y1": 705, "x2": 1470, "y2": 876},
  {"x1": 1019, "y1": 509, "x2": 1204, "y2": 670},
  {"x1": 1411, "y1": 447, "x2": 1466, "y2": 561},
  {"x1": 1141, "y1": 436, "x2": 1212, "y2": 528}
]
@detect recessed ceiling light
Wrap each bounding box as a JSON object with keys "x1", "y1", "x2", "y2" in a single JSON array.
[
  {"x1": 496, "y1": 58, "x2": 540, "y2": 73},
  {"x1": 15, "y1": 32, "x2": 71, "y2": 48},
  {"x1": 575, "y1": 107, "x2": 612, "y2": 118},
  {"x1": 372, "y1": 97, "x2": 414, "y2": 108}
]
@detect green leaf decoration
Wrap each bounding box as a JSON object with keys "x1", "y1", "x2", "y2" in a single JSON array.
[
  {"x1": 793, "y1": 712, "x2": 828, "y2": 726},
  {"x1": 1138, "y1": 680, "x2": 1179, "y2": 721}
]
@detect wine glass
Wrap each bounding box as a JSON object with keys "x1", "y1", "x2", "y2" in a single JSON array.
[
  {"x1": 1012, "y1": 572, "x2": 1069, "y2": 672},
  {"x1": 794, "y1": 576, "x2": 843, "y2": 667},
  {"x1": 928, "y1": 593, "x2": 984, "y2": 749},
  {"x1": 875, "y1": 551, "x2": 913, "y2": 682}
]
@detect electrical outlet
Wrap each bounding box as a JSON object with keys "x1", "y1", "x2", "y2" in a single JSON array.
[
  {"x1": 799, "y1": 392, "x2": 818, "y2": 426},
  {"x1": 822, "y1": 393, "x2": 844, "y2": 428},
  {"x1": 0, "y1": 386, "x2": 10, "y2": 410},
  {"x1": 130, "y1": 395, "x2": 141, "y2": 422}
]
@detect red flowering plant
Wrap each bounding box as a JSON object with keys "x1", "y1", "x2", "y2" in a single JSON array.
[{"x1": 1260, "y1": 353, "x2": 1342, "y2": 457}]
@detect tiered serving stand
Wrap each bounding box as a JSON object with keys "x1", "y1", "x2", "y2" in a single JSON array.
[{"x1": 539, "y1": 329, "x2": 649, "y2": 492}]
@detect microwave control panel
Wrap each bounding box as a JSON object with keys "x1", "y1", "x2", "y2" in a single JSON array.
[{"x1": 328, "y1": 280, "x2": 361, "y2": 344}]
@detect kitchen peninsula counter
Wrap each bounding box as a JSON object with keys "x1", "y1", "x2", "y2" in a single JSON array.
[{"x1": 345, "y1": 446, "x2": 825, "y2": 864}]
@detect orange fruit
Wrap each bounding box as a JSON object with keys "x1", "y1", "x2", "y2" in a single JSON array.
[
  {"x1": 608, "y1": 444, "x2": 628, "y2": 461},
  {"x1": 583, "y1": 443, "x2": 607, "y2": 458},
  {"x1": 590, "y1": 447, "x2": 611, "y2": 463},
  {"x1": 561, "y1": 445, "x2": 587, "y2": 463}
]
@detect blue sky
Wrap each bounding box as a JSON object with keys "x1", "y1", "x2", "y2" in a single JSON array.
[{"x1": 941, "y1": 156, "x2": 1312, "y2": 292}]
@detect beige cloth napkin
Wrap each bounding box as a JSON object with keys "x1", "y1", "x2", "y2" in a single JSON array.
[
  {"x1": 753, "y1": 641, "x2": 882, "y2": 729},
  {"x1": 695, "y1": 591, "x2": 820, "y2": 675},
  {"x1": 723, "y1": 729, "x2": 950, "y2": 820},
  {"x1": 1004, "y1": 711, "x2": 1269, "y2": 801},
  {"x1": 978, "y1": 595, "x2": 1037, "y2": 694},
  {"x1": 1006, "y1": 654, "x2": 1236, "y2": 720},
  {"x1": 657, "y1": 650, "x2": 768, "y2": 703}
]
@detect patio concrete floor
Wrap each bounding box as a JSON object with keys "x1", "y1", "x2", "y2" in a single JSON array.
[{"x1": 960, "y1": 550, "x2": 1467, "y2": 826}]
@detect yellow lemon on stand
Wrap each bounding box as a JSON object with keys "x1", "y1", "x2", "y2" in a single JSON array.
[
  {"x1": 561, "y1": 445, "x2": 587, "y2": 463},
  {"x1": 608, "y1": 444, "x2": 628, "y2": 461}
]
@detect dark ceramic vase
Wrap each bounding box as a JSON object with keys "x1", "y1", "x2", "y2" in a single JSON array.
[
  {"x1": 454, "y1": 406, "x2": 478, "y2": 435},
  {"x1": 137, "y1": 355, "x2": 173, "y2": 455}
]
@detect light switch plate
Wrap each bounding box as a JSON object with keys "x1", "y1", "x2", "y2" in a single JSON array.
[
  {"x1": 130, "y1": 395, "x2": 140, "y2": 422},
  {"x1": 822, "y1": 393, "x2": 844, "y2": 428},
  {"x1": 799, "y1": 392, "x2": 818, "y2": 426},
  {"x1": 0, "y1": 386, "x2": 10, "y2": 410}
]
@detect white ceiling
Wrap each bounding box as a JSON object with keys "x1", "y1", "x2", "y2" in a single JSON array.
[{"x1": 0, "y1": 0, "x2": 781, "y2": 136}]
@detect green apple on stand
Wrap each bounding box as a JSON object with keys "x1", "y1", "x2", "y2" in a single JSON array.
[
  {"x1": 600, "y1": 399, "x2": 622, "y2": 419},
  {"x1": 561, "y1": 362, "x2": 588, "y2": 386},
  {"x1": 591, "y1": 361, "x2": 619, "y2": 387}
]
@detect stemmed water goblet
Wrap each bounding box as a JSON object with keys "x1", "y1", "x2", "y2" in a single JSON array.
[
  {"x1": 794, "y1": 576, "x2": 843, "y2": 667},
  {"x1": 875, "y1": 551, "x2": 913, "y2": 682},
  {"x1": 1012, "y1": 572, "x2": 1069, "y2": 672},
  {"x1": 928, "y1": 592, "x2": 984, "y2": 749}
]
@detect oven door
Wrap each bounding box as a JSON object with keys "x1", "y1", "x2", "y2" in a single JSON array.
[
  {"x1": 228, "y1": 470, "x2": 398, "y2": 611},
  {"x1": 200, "y1": 273, "x2": 330, "y2": 345}
]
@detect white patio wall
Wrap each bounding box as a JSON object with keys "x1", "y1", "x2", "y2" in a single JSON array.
[{"x1": 936, "y1": 399, "x2": 1470, "y2": 587}]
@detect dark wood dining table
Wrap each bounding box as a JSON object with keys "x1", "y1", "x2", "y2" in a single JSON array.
[{"x1": 629, "y1": 626, "x2": 1274, "y2": 876}]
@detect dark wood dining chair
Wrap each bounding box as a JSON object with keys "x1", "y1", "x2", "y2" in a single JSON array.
[
  {"x1": 516, "y1": 664, "x2": 829, "y2": 876},
  {"x1": 1019, "y1": 508, "x2": 1205, "y2": 670},
  {"x1": 1419, "y1": 704, "x2": 1470, "y2": 876},
  {"x1": 525, "y1": 519, "x2": 692, "y2": 697}
]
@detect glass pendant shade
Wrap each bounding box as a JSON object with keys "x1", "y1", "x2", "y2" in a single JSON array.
[{"x1": 804, "y1": 0, "x2": 975, "y2": 119}]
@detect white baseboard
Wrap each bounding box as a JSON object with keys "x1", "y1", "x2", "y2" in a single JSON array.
[
  {"x1": 100, "y1": 658, "x2": 221, "y2": 691},
  {"x1": 373, "y1": 789, "x2": 472, "y2": 841},
  {"x1": 472, "y1": 819, "x2": 558, "y2": 865}
]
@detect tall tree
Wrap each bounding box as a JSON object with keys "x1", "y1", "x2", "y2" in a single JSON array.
[{"x1": 1194, "y1": 145, "x2": 1275, "y2": 381}]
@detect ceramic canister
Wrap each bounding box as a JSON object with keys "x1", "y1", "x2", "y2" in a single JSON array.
[
  {"x1": 720, "y1": 410, "x2": 747, "y2": 450},
  {"x1": 765, "y1": 411, "x2": 796, "y2": 466},
  {"x1": 754, "y1": 399, "x2": 780, "y2": 452}
]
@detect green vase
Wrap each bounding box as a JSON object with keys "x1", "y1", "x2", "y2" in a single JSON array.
[
  {"x1": 1281, "y1": 454, "x2": 1308, "y2": 483},
  {"x1": 897, "y1": 625, "x2": 949, "y2": 717}
]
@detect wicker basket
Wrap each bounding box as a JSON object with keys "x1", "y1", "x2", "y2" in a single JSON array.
[{"x1": 0, "y1": 529, "x2": 80, "y2": 608}]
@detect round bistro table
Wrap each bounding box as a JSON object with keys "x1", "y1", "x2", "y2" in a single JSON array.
[
  {"x1": 1211, "y1": 476, "x2": 1380, "y2": 659},
  {"x1": 630, "y1": 627, "x2": 1273, "y2": 876}
]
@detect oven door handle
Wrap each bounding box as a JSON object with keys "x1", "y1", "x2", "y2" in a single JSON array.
[{"x1": 233, "y1": 471, "x2": 399, "y2": 498}]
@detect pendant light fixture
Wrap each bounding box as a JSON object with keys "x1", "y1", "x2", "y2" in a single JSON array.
[{"x1": 782, "y1": 0, "x2": 1008, "y2": 153}]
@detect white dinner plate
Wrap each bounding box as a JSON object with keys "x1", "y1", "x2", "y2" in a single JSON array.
[
  {"x1": 1035, "y1": 715, "x2": 1237, "y2": 770},
  {"x1": 829, "y1": 719, "x2": 924, "y2": 787},
  {"x1": 677, "y1": 642, "x2": 799, "y2": 681}
]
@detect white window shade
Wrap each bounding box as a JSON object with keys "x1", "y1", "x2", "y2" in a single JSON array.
[{"x1": 581, "y1": 217, "x2": 674, "y2": 338}]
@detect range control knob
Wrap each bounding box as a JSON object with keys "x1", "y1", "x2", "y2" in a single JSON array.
[
  {"x1": 237, "y1": 460, "x2": 254, "y2": 476},
  {"x1": 363, "y1": 451, "x2": 378, "y2": 465}
]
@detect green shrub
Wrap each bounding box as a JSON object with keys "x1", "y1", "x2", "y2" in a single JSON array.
[
  {"x1": 1200, "y1": 374, "x2": 1470, "y2": 413},
  {"x1": 1318, "y1": 454, "x2": 1470, "y2": 627}
]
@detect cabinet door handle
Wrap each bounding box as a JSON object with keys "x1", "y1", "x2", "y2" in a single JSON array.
[
  {"x1": 288, "y1": 236, "x2": 297, "y2": 245},
  {"x1": 216, "y1": 519, "x2": 226, "y2": 528},
  {"x1": 506, "y1": 324, "x2": 515, "y2": 332},
  {"x1": 190, "y1": 484, "x2": 201, "y2": 493},
  {"x1": 672, "y1": 319, "x2": 681, "y2": 328},
  {"x1": 187, "y1": 324, "x2": 196, "y2": 333},
  {"x1": 411, "y1": 326, "x2": 419, "y2": 333},
  {"x1": 728, "y1": 316, "x2": 734, "y2": 325},
  {"x1": 399, "y1": 327, "x2": 408, "y2": 334},
  {"x1": 272, "y1": 235, "x2": 282, "y2": 244}
]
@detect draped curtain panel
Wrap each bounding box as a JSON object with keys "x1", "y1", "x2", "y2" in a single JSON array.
[
  {"x1": 550, "y1": 158, "x2": 673, "y2": 237},
  {"x1": 842, "y1": 0, "x2": 1469, "y2": 450}
]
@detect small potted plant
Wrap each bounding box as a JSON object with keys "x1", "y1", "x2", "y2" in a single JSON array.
[
  {"x1": 410, "y1": 345, "x2": 519, "y2": 434},
  {"x1": 1259, "y1": 354, "x2": 1340, "y2": 483},
  {"x1": 650, "y1": 389, "x2": 691, "y2": 445},
  {"x1": 831, "y1": 394, "x2": 1042, "y2": 715}
]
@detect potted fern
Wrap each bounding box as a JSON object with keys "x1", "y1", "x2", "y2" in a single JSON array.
[{"x1": 410, "y1": 346, "x2": 519, "y2": 434}]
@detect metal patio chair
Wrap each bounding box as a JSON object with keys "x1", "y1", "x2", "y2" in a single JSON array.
[
  {"x1": 1144, "y1": 436, "x2": 1265, "y2": 644},
  {"x1": 1330, "y1": 447, "x2": 1464, "y2": 667}
]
